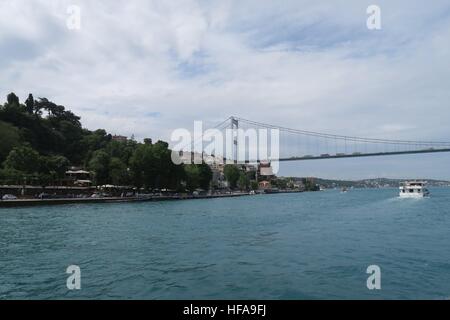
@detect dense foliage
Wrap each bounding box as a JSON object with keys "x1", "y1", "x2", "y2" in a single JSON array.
[
  {"x1": 223, "y1": 164, "x2": 240, "y2": 189},
  {"x1": 0, "y1": 93, "x2": 212, "y2": 190}
]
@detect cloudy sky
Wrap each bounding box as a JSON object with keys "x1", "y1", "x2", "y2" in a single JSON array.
[{"x1": 1, "y1": 0, "x2": 450, "y2": 179}]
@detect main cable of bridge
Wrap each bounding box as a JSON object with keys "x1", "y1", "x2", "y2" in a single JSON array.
[
  {"x1": 175, "y1": 116, "x2": 233, "y2": 152},
  {"x1": 232, "y1": 116, "x2": 450, "y2": 147}
]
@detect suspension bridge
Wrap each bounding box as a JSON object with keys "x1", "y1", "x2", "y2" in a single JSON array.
[{"x1": 183, "y1": 116, "x2": 450, "y2": 163}]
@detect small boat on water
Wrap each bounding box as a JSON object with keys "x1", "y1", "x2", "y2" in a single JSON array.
[
  {"x1": 341, "y1": 187, "x2": 348, "y2": 193},
  {"x1": 399, "y1": 181, "x2": 430, "y2": 198}
]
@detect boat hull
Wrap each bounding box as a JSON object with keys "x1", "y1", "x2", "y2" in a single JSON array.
[{"x1": 399, "y1": 193, "x2": 428, "y2": 198}]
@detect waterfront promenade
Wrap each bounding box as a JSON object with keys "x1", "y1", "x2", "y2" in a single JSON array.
[
  {"x1": 0, "y1": 190, "x2": 305, "y2": 208},
  {"x1": 0, "y1": 193, "x2": 248, "y2": 208}
]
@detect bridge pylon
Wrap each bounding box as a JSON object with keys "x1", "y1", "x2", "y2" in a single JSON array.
[{"x1": 230, "y1": 116, "x2": 239, "y2": 164}]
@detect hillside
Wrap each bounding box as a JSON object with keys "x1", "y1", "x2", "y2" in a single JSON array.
[{"x1": 0, "y1": 92, "x2": 211, "y2": 191}]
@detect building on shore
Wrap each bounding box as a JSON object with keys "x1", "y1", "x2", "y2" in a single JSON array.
[
  {"x1": 207, "y1": 156, "x2": 229, "y2": 189},
  {"x1": 258, "y1": 162, "x2": 274, "y2": 177},
  {"x1": 65, "y1": 167, "x2": 92, "y2": 187},
  {"x1": 258, "y1": 180, "x2": 271, "y2": 190},
  {"x1": 177, "y1": 151, "x2": 205, "y2": 164},
  {"x1": 112, "y1": 135, "x2": 128, "y2": 142}
]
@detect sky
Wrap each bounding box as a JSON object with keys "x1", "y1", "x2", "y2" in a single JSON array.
[{"x1": 1, "y1": 0, "x2": 450, "y2": 179}]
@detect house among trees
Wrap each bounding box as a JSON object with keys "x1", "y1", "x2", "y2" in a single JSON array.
[
  {"x1": 65, "y1": 167, "x2": 92, "y2": 186},
  {"x1": 258, "y1": 180, "x2": 271, "y2": 190},
  {"x1": 258, "y1": 162, "x2": 274, "y2": 177},
  {"x1": 112, "y1": 135, "x2": 128, "y2": 142}
]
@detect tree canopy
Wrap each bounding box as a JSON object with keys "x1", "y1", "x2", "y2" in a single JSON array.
[
  {"x1": 0, "y1": 92, "x2": 212, "y2": 191},
  {"x1": 224, "y1": 164, "x2": 240, "y2": 189}
]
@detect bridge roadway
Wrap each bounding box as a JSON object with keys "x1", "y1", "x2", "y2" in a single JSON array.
[{"x1": 238, "y1": 148, "x2": 450, "y2": 163}]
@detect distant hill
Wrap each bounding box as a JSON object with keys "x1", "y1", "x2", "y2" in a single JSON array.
[{"x1": 287, "y1": 177, "x2": 450, "y2": 189}]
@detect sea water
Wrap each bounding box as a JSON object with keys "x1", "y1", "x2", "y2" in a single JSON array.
[{"x1": 1, "y1": 188, "x2": 449, "y2": 299}]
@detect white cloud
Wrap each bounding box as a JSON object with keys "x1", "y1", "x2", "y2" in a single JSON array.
[{"x1": 1, "y1": 0, "x2": 449, "y2": 152}]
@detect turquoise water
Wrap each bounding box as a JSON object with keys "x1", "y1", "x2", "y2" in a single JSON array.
[{"x1": 1, "y1": 188, "x2": 450, "y2": 299}]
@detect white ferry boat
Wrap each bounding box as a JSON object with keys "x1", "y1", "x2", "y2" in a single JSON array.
[{"x1": 399, "y1": 181, "x2": 430, "y2": 198}]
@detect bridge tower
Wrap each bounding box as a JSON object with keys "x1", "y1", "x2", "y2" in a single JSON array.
[{"x1": 231, "y1": 117, "x2": 239, "y2": 164}]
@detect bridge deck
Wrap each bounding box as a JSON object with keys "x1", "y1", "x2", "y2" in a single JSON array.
[{"x1": 278, "y1": 148, "x2": 450, "y2": 162}]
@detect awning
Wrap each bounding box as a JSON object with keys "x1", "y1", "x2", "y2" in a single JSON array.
[{"x1": 66, "y1": 170, "x2": 90, "y2": 174}]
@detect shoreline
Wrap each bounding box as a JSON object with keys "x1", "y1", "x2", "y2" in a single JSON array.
[{"x1": 0, "y1": 190, "x2": 305, "y2": 208}]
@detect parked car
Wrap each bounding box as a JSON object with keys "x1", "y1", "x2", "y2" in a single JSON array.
[{"x1": 2, "y1": 194, "x2": 17, "y2": 200}]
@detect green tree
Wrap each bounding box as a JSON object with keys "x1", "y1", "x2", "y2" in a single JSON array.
[
  {"x1": 109, "y1": 157, "x2": 129, "y2": 186},
  {"x1": 106, "y1": 140, "x2": 135, "y2": 164},
  {"x1": 273, "y1": 178, "x2": 287, "y2": 189},
  {"x1": 198, "y1": 163, "x2": 212, "y2": 190},
  {"x1": 129, "y1": 144, "x2": 154, "y2": 189},
  {"x1": 184, "y1": 163, "x2": 213, "y2": 192},
  {"x1": 3, "y1": 146, "x2": 40, "y2": 173},
  {"x1": 129, "y1": 140, "x2": 184, "y2": 190},
  {"x1": 6, "y1": 92, "x2": 20, "y2": 107},
  {"x1": 184, "y1": 164, "x2": 200, "y2": 192},
  {"x1": 88, "y1": 150, "x2": 111, "y2": 185},
  {"x1": 41, "y1": 155, "x2": 70, "y2": 179},
  {"x1": 0, "y1": 167, "x2": 23, "y2": 185},
  {"x1": 238, "y1": 172, "x2": 250, "y2": 191},
  {"x1": 25, "y1": 94, "x2": 34, "y2": 114},
  {"x1": 0, "y1": 121, "x2": 20, "y2": 163},
  {"x1": 302, "y1": 178, "x2": 320, "y2": 191},
  {"x1": 58, "y1": 120, "x2": 84, "y2": 162},
  {"x1": 82, "y1": 129, "x2": 111, "y2": 153},
  {"x1": 224, "y1": 164, "x2": 240, "y2": 189},
  {"x1": 151, "y1": 140, "x2": 170, "y2": 188}
]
